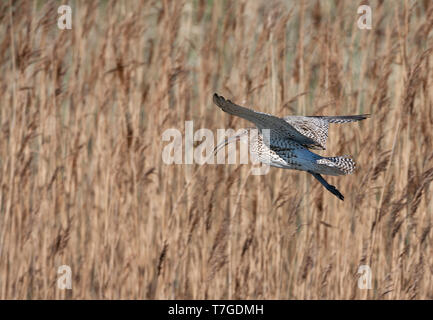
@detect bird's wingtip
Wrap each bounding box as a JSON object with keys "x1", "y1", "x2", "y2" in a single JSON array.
[{"x1": 213, "y1": 93, "x2": 227, "y2": 106}]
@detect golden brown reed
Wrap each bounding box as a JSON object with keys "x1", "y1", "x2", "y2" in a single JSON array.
[{"x1": 0, "y1": 0, "x2": 432, "y2": 299}]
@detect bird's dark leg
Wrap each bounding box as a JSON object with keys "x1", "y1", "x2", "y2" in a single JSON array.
[{"x1": 309, "y1": 171, "x2": 344, "y2": 201}]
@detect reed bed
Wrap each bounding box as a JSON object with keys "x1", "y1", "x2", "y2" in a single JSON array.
[{"x1": 0, "y1": 0, "x2": 432, "y2": 299}]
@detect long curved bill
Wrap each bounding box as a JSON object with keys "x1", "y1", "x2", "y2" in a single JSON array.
[{"x1": 213, "y1": 130, "x2": 249, "y2": 155}]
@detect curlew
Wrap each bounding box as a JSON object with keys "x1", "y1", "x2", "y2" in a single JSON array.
[{"x1": 213, "y1": 93, "x2": 370, "y2": 201}]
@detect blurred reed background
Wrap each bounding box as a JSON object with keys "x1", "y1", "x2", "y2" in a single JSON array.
[{"x1": 0, "y1": 0, "x2": 432, "y2": 299}]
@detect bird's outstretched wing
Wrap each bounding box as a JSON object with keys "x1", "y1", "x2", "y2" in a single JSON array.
[
  {"x1": 213, "y1": 93, "x2": 323, "y2": 149},
  {"x1": 284, "y1": 114, "x2": 370, "y2": 150}
]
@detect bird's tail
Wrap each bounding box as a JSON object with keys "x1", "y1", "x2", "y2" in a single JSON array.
[{"x1": 315, "y1": 156, "x2": 355, "y2": 176}]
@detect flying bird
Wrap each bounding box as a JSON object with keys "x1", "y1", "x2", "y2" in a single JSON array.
[{"x1": 213, "y1": 93, "x2": 370, "y2": 201}]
